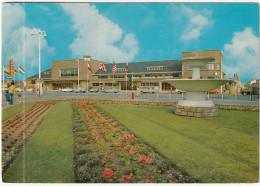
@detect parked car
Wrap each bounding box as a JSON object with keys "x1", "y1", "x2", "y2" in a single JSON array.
[
  {"x1": 103, "y1": 88, "x2": 119, "y2": 93},
  {"x1": 207, "y1": 89, "x2": 219, "y2": 94},
  {"x1": 60, "y1": 88, "x2": 73, "y2": 92},
  {"x1": 72, "y1": 88, "x2": 87, "y2": 93},
  {"x1": 88, "y1": 88, "x2": 99, "y2": 93},
  {"x1": 26, "y1": 88, "x2": 33, "y2": 92},
  {"x1": 16, "y1": 88, "x2": 24, "y2": 92},
  {"x1": 140, "y1": 87, "x2": 159, "y2": 94}
]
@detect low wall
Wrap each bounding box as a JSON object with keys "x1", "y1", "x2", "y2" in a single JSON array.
[{"x1": 175, "y1": 105, "x2": 218, "y2": 117}]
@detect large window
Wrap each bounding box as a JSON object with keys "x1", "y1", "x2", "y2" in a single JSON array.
[
  {"x1": 92, "y1": 83, "x2": 103, "y2": 86},
  {"x1": 141, "y1": 83, "x2": 159, "y2": 86},
  {"x1": 60, "y1": 68, "x2": 78, "y2": 77}
]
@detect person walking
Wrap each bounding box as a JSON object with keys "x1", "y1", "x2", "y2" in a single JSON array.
[
  {"x1": 137, "y1": 86, "x2": 141, "y2": 97},
  {"x1": 8, "y1": 81, "x2": 15, "y2": 105}
]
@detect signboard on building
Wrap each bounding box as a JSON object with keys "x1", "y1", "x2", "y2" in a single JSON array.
[{"x1": 5, "y1": 76, "x2": 13, "y2": 79}]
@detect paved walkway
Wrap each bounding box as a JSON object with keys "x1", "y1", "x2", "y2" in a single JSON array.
[{"x1": 2, "y1": 91, "x2": 259, "y2": 110}]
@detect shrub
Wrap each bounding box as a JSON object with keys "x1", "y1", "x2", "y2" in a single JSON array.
[
  {"x1": 78, "y1": 155, "x2": 87, "y2": 166},
  {"x1": 86, "y1": 154, "x2": 101, "y2": 168}
]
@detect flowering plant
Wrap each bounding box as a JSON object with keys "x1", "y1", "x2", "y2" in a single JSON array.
[{"x1": 103, "y1": 169, "x2": 114, "y2": 179}]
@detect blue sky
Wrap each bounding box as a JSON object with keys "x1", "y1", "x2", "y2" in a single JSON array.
[{"x1": 2, "y1": 2, "x2": 259, "y2": 82}]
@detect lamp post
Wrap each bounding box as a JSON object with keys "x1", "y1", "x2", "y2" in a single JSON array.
[
  {"x1": 30, "y1": 29, "x2": 47, "y2": 97},
  {"x1": 77, "y1": 59, "x2": 80, "y2": 89}
]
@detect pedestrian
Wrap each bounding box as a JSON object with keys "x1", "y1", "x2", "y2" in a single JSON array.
[
  {"x1": 137, "y1": 86, "x2": 141, "y2": 97},
  {"x1": 8, "y1": 81, "x2": 15, "y2": 105},
  {"x1": 5, "y1": 90, "x2": 10, "y2": 106}
]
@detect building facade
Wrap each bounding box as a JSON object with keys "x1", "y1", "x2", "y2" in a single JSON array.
[{"x1": 25, "y1": 50, "x2": 225, "y2": 92}]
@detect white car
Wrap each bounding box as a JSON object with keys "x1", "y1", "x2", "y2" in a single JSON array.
[
  {"x1": 16, "y1": 88, "x2": 23, "y2": 92},
  {"x1": 60, "y1": 88, "x2": 73, "y2": 92}
]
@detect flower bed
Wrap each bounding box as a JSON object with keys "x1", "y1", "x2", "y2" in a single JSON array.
[
  {"x1": 2, "y1": 101, "x2": 55, "y2": 172},
  {"x1": 72, "y1": 100, "x2": 196, "y2": 183}
]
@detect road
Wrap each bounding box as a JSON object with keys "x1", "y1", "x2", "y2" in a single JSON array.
[{"x1": 2, "y1": 91, "x2": 258, "y2": 110}]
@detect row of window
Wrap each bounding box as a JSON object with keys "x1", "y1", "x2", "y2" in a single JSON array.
[
  {"x1": 60, "y1": 68, "x2": 78, "y2": 77},
  {"x1": 92, "y1": 83, "x2": 118, "y2": 86},
  {"x1": 146, "y1": 66, "x2": 165, "y2": 71},
  {"x1": 141, "y1": 83, "x2": 159, "y2": 86}
]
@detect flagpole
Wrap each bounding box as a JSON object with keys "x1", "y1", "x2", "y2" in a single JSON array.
[
  {"x1": 99, "y1": 62, "x2": 101, "y2": 93},
  {"x1": 126, "y1": 60, "x2": 128, "y2": 93},
  {"x1": 13, "y1": 57, "x2": 15, "y2": 83},
  {"x1": 3, "y1": 66, "x2": 4, "y2": 91},
  {"x1": 87, "y1": 61, "x2": 88, "y2": 93}
]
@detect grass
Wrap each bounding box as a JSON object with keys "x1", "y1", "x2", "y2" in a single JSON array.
[
  {"x1": 3, "y1": 102, "x2": 75, "y2": 183},
  {"x1": 2, "y1": 102, "x2": 37, "y2": 122},
  {"x1": 96, "y1": 103, "x2": 259, "y2": 183}
]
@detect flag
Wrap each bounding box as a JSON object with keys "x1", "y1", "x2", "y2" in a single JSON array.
[
  {"x1": 9, "y1": 59, "x2": 14, "y2": 75},
  {"x1": 112, "y1": 61, "x2": 117, "y2": 75},
  {"x1": 126, "y1": 61, "x2": 128, "y2": 73},
  {"x1": 19, "y1": 65, "x2": 25, "y2": 74},
  {"x1": 88, "y1": 62, "x2": 94, "y2": 73},
  {"x1": 100, "y1": 62, "x2": 107, "y2": 72},
  {"x1": 13, "y1": 68, "x2": 18, "y2": 74},
  {"x1": 3, "y1": 65, "x2": 11, "y2": 75}
]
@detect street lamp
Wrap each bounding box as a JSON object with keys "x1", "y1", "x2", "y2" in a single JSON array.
[{"x1": 30, "y1": 29, "x2": 47, "y2": 96}]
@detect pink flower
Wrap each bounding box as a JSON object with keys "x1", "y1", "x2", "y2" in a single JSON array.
[
  {"x1": 116, "y1": 142, "x2": 122, "y2": 147},
  {"x1": 92, "y1": 123, "x2": 96, "y2": 126},
  {"x1": 100, "y1": 129, "x2": 106, "y2": 134},
  {"x1": 114, "y1": 128, "x2": 122, "y2": 132},
  {"x1": 103, "y1": 169, "x2": 113, "y2": 179},
  {"x1": 130, "y1": 147, "x2": 138, "y2": 154},
  {"x1": 145, "y1": 158, "x2": 153, "y2": 164},
  {"x1": 104, "y1": 122, "x2": 108, "y2": 126},
  {"x1": 122, "y1": 175, "x2": 132, "y2": 182},
  {"x1": 138, "y1": 154, "x2": 147, "y2": 163}
]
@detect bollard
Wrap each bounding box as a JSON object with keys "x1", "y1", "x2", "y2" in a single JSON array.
[{"x1": 132, "y1": 91, "x2": 134, "y2": 100}]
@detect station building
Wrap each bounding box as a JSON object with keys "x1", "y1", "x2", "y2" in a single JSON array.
[{"x1": 25, "y1": 50, "x2": 225, "y2": 92}]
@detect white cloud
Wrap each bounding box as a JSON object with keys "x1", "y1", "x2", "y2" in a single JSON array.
[
  {"x1": 170, "y1": 4, "x2": 213, "y2": 41},
  {"x1": 2, "y1": 4, "x2": 55, "y2": 77},
  {"x1": 60, "y1": 3, "x2": 139, "y2": 62},
  {"x1": 223, "y1": 27, "x2": 259, "y2": 80}
]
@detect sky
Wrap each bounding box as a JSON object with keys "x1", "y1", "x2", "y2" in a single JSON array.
[{"x1": 1, "y1": 2, "x2": 259, "y2": 82}]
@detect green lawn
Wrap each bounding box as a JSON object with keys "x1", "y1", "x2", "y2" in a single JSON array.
[
  {"x1": 96, "y1": 103, "x2": 259, "y2": 183},
  {"x1": 3, "y1": 102, "x2": 75, "y2": 183},
  {"x1": 2, "y1": 102, "x2": 37, "y2": 122}
]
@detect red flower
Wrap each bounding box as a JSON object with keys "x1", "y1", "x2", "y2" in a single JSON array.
[
  {"x1": 113, "y1": 123, "x2": 117, "y2": 127},
  {"x1": 168, "y1": 174, "x2": 173, "y2": 178},
  {"x1": 104, "y1": 122, "x2": 108, "y2": 126},
  {"x1": 138, "y1": 154, "x2": 147, "y2": 163},
  {"x1": 146, "y1": 179, "x2": 150, "y2": 183},
  {"x1": 145, "y1": 158, "x2": 153, "y2": 164},
  {"x1": 108, "y1": 119, "x2": 113, "y2": 122},
  {"x1": 92, "y1": 123, "x2": 96, "y2": 126},
  {"x1": 116, "y1": 142, "x2": 122, "y2": 147},
  {"x1": 105, "y1": 155, "x2": 109, "y2": 159},
  {"x1": 114, "y1": 128, "x2": 122, "y2": 132},
  {"x1": 122, "y1": 175, "x2": 132, "y2": 182},
  {"x1": 103, "y1": 159, "x2": 107, "y2": 164},
  {"x1": 130, "y1": 147, "x2": 138, "y2": 154},
  {"x1": 87, "y1": 135, "x2": 91, "y2": 139},
  {"x1": 124, "y1": 146, "x2": 129, "y2": 150},
  {"x1": 130, "y1": 134, "x2": 135, "y2": 140},
  {"x1": 96, "y1": 136, "x2": 101, "y2": 140},
  {"x1": 100, "y1": 129, "x2": 106, "y2": 134},
  {"x1": 103, "y1": 169, "x2": 113, "y2": 179}
]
